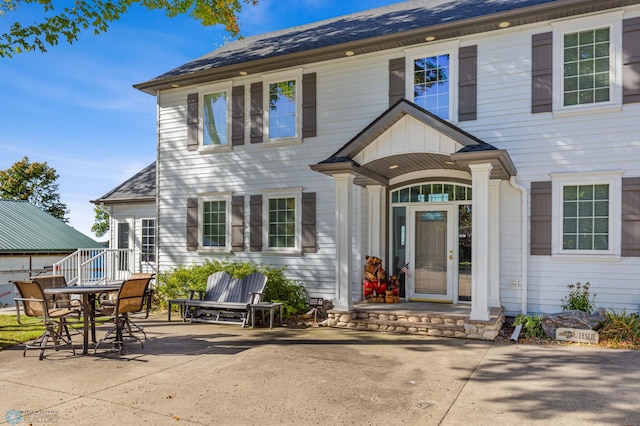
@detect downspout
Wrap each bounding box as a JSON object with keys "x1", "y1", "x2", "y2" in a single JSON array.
[{"x1": 509, "y1": 177, "x2": 528, "y2": 315}]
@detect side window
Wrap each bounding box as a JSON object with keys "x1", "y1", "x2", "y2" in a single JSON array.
[
  {"x1": 551, "y1": 171, "x2": 622, "y2": 257},
  {"x1": 141, "y1": 219, "x2": 156, "y2": 263},
  {"x1": 199, "y1": 194, "x2": 232, "y2": 251}
]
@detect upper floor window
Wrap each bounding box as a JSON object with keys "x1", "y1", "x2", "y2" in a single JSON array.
[
  {"x1": 269, "y1": 80, "x2": 297, "y2": 139},
  {"x1": 563, "y1": 28, "x2": 610, "y2": 107},
  {"x1": 405, "y1": 41, "x2": 459, "y2": 122},
  {"x1": 263, "y1": 70, "x2": 302, "y2": 143},
  {"x1": 413, "y1": 54, "x2": 450, "y2": 119},
  {"x1": 552, "y1": 12, "x2": 622, "y2": 113},
  {"x1": 198, "y1": 83, "x2": 232, "y2": 149},
  {"x1": 203, "y1": 91, "x2": 228, "y2": 145}
]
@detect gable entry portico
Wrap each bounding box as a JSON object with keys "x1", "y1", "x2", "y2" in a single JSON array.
[{"x1": 311, "y1": 100, "x2": 516, "y2": 321}]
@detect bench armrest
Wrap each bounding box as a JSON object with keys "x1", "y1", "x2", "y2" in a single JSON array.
[{"x1": 188, "y1": 289, "x2": 205, "y2": 300}]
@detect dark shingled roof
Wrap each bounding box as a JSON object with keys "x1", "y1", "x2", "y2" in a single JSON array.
[
  {"x1": 92, "y1": 162, "x2": 156, "y2": 204},
  {"x1": 141, "y1": 0, "x2": 558, "y2": 85}
]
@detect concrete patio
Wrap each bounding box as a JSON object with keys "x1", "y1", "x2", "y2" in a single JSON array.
[{"x1": 0, "y1": 313, "x2": 639, "y2": 425}]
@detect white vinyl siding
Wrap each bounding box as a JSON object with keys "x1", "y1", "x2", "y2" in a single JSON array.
[{"x1": 155, "y1": 7, "x2": 640, "y2": 314}]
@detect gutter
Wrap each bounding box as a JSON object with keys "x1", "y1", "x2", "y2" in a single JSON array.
[{"x1": 509, "y1": 177, "x2": 528, "y2": 315}]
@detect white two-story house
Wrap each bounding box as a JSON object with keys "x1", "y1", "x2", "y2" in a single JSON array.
[{"x1": 129, "y1": 0, "x2": 640, "y2": 321}]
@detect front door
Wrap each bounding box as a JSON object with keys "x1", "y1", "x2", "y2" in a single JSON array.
[{"x1": 408, "y1": 205, "x2": 456, "y2": 302}]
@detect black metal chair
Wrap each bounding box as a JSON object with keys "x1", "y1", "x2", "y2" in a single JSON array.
[{"x1": 12, "y1": 280, "x2": 78, "y2": 360}]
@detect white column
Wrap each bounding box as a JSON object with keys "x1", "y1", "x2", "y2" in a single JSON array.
[
  {"x1": 334, "y1": 173, "x2": 355, "y2": 311},
  {"x1": 488, "y1": 179, "x2": 501, "y2": 308},
  {"x1": 366, "y1": 185, "x2": 386, "y2": 258},
  {"x1": 469, "y1": 163, "x2": 492, "y2": 321}
]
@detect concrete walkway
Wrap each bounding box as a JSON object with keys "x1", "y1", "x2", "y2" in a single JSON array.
[{"x1": 0, "y1": 314, "x2": 638, "y2": 425}]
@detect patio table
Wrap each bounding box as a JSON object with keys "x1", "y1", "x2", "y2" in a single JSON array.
[{"x1": 44, "y1": 285, "x2": 121, "y2": 355}]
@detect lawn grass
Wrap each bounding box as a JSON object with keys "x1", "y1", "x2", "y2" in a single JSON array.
[{"x1": 0, "y1": 315, "x2": 46, "y2": 350}]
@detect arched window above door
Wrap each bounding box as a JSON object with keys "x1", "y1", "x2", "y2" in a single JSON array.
[{"x1": 391, "y1": 183, "x2": 472, "y2": 204}]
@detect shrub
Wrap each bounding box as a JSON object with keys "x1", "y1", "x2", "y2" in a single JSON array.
[
  {"x1": 156, "y1": 259, "x2": 308, "y2": 318},
  {"x1": 513, "y1": 314, "x2": 546, "y2": 338},
  {"x1": 560, "y1": 282, "x2": 596, "y2": 313},
  {"x1": 598, "y1": 310, "x2": 640, "y2": 348}
]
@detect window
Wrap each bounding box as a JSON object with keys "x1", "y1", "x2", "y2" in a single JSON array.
[
  {"x1": 269, "y1": 80, "x2": 296, "y2": 138},
  {"x1": 562, "y1": 184, "x2": 609, "y2": 250},
  {"x1": 263, "y1": 71, "x2": 302, "y2": 142},
  {"x1": 563, "y1": 28, "x2": 610, "y2": 107},
  {"x1": 413, "y1": 54, "x2": 450, "y2": 119},
  {"x1": 262, "y1": 189, "x2": 302, "y2": 252},
  {"x1": 405, "y1": 41, "x2": 459, "y2": 122},
  {"x1": 199, "y1": 194, "x2": 231, "y2": 251},
  {"x1": 552, "y1": 12, "x2": 622, "y2": 113},
  {"x1": 551, "y1": 171, "x2": 622, "y2": 257},
  {"x1": 268, "y1": 197, "x2": 296, "y2": 248},
  {"x1": 198, "y1": 83, "x2": 232, "y2": 149},
  {"x1": 141, "y1": 219, "x2": 156, "y2": 262},
  {"x1": 203, "y1": 91, "x2": 228, "y2": 145}
]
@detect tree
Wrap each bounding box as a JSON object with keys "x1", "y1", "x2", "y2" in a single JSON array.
[
  {"x1": 0, "y1": 0, "x2": 257, "y2": 58},
  {"x1": 0, "y1": 156, "x2": 70, "y2": 222},
  {"x1": 92, "y1": 205, "x2": 110, "y2": 238}
]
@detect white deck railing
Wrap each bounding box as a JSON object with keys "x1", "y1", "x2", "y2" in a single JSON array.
[{"x1": 53, "y1": 248, "x2": 136, "y2": 285}]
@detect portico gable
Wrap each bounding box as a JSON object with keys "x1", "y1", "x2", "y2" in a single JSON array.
[{"x1": 311, "y1": 100, "x2": 516, "y2": 320}]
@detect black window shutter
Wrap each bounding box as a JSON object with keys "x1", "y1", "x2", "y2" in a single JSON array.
[
  {"x1": 231, "y1": 195, "x2": 245, "y2": 252},
  {"x1": 389, "y1": 58, "x2": 405, "y2": 107},
  {"x1": 250, "y1": 82, "x2": 263, "y2": 143},
  {"x1": 232, "y1": 86, "x2": 245, "y2": 146},
  {"x1": 623, "y1": 17, "x2": 640, "y2": 104},
  {"x1": 302, "y1": 73, "x2": 317, "y2": 138},
  {"x1": 186, "y1": 197, "x2": 198, "y2": 251},
  {"x1": 250, "y1": 195, "x2": 262, "y2": 251},
  {"x1": 531, "y1": 32, "x2": 553, "y2": 113},
  {"x1": 302, "y1": 192, "x2": 317, "y2": 253},
  {"x1": 187, "y1": 93, "x2": 199, "y2": 151},
  {"x1": 458, "y1": 45, "x2": 477, "y2": 121},
  {"x1": 622, "y1": 177, "x2": 640, "y2": 256},
  {"x1": 530, "y1": 181, "x2": 552, "y2": 255}
]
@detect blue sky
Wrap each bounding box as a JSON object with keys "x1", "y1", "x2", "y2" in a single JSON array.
[{"x1": 0, "y1": 0, "x2": 398, "y2": 239}]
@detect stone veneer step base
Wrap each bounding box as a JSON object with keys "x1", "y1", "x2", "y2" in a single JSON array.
[{"x1": 326, "y1": 306, "x2": 504, "y2": 340}]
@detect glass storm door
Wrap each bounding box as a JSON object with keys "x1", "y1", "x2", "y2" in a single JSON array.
[{"x1": 408, "y1": 205, "x2": 455, "y2": 302}]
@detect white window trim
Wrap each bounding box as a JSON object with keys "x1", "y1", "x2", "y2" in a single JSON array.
[
  {"x1": 197, "y1": 81, "x2": 233, "y2": 152},
  {"x1": 141, "y1": 218, "x2": 157, "y2": 264},
  {"x1": 404, "y1": 40, "x2": 460, "y2": 124},
  {"x1": 262, "y1": 69, "x2": 303, "y2": 145},
  {"x1": 551, "y1": 170, "x2": 622, "y2": 259},
  {"x1": 198, "y1": 192, "x2": 232, "y2": 253},
  {"x1": 551, "y1": 11, "x2": 623, "y2": 116},
  {"x1": 262, "y1": 187, "x2": 302, "y2": 254}
]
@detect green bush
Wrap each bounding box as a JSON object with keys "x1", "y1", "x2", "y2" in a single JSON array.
[
  {"x1": 598, "y1": 310, "x2": 640, "y2": 347},
  {"x1": 156, "y1": 259, "x2": 308, "y2": 318},
  {"x1": 561, "y1": 282, "x2": 596, "y2": 313},
  {"x1": 513, "y1": 314, "x2": 546, "y2": 338}
]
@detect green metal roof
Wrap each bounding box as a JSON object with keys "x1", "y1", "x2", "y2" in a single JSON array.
[{"x1": 0, "y1": 200, "x2": 102, "y2": 253}]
